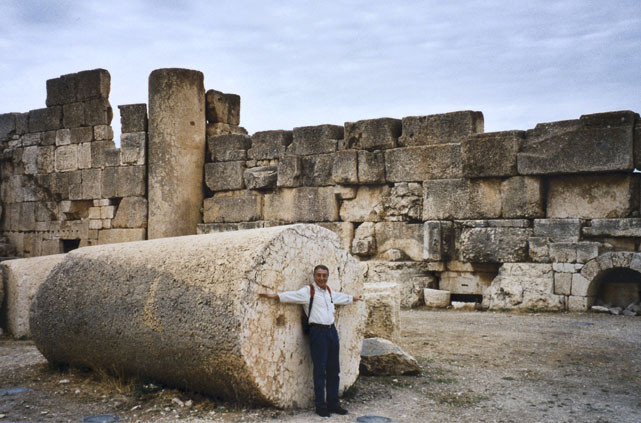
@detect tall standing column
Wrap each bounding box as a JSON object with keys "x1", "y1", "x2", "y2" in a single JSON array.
[{"x1": 148, "y1": 69, "x2": 205, "y2": 239}]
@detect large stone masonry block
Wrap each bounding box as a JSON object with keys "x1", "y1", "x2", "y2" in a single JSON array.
[
  {"x1": 462, "y1": 130, "x2": 524, "y2": 178},
  {"x1": 459, "y1": 227, "x2": 531, "y2": 263},
  {"x1": 244, "y1": 166, "x2": 277, "y2": 190},
  {"x1": 0, "y1": 113, "x2": 18, "y2": 141},
  {"x1": 248, "y1": 130, "x2": 292, "y2": 160},
  {"x1": 386, "y1": 144, "x2": 462, "y2": 182},
  {"x1": 423, "y1": 178, "x2": 501, "y2": 220},
  {"x1": 15, "y1": 112, "x2": 29, "y2": 135},
  {"x1": 203, "y1": 191, "x2": 263, "y2": 223},
  {"x1": 374, "y1": 222, "x2": 424, "y2": 261},
  {"x1": 205, "y1": 161, "x2": 246, "y2": 192},
  {"x1": 316, "y1": 222, "x2": 354, "y2": 252},
  {"x1": 119, "y1": 103, "x2": 148, "y2": 133},
  {"x1": 62, "y1": 102, "x2": 85, "y2": 127},
  {"x1": 148, "y1": 68, "x2": 206, "y2": 239},
  {"x1": 398, "y1": 111, "x2": 484, "y2": 146},
  {"x1": 264, "y1": 187, "x2": 339, "y2": 222},
  {"x1": 423, "y1": 221, "x2": 455, "y2": 261},
  {"x1": 518, "y1": 111, "x2": 637, "y2": 175},
  {"x1": 277, "y1": 155, "x2": 302, "y2": 187},
  {"x1": 287, "y1": 125, "x2": 342, "y2": 155},
  {"x1": 501, "y1": 176, "x2": 543, "y2": 218},
  {"x1": 209, "y1": 134, "x2": 252, "y2": 162},
  {"x1": 28, "y1": 107, "x2": 62, "y2": 132},
  {"x1": 120, "y1": 132, "x2": 146, "y2": 165},
  {"x1": 533, "y1": 219, "x2": 581, "y2": 242},
  {"x1": 81, "y1": 168, "x2": 102, "y2": 199},
  {"x1": 1, "y1": 254, "x2": 66, "y2": 338},
  {"x1": 84, "y1": 98, "x2": 113, "y2": 126},
  {"x1": 46, "y1": 73, "x2": 77, "y2": 106},
  {"x1": 75, "y1": 69, "x2": 111, "y2": 102},
  {"x1": 331, "y1": 150, "x2": 358, "y2": 184},
  {"x1": 206, "y1": 89, "x2": 240, "y2": 125},
  {"x1": 358, "y1": 150, "x2": 385, "y2": 183},
  {"x1": 22, "y1": 146, "x2": 39, "y2": 175},
  {"x1": 546, "y1": 174, "x2": 640, "y2": 219},
  {"x1": 363, "y1": 282, "x2": 401, "y2": 342},
  {"x1": 111, "y1": 196, "x2": 148, "y2": 228},
  {"x1": 340, "y1": 185, "x2": 390, "y2": 222},
  {"x1": 352, "y1": 222, "x2": 376, "y2": 256},
  {"x1": 439, "y1": 271, "x2": 494, "y2": 295},
  {"x1": 207, "y1": 122, "x2": 248, "y2": 138},
  {"x1": 363, "y1": 261, "x2": 438, "y2": 308},
  {"x1": 101, "y1": 165, "x2": 145, "y2": 198},
  {"x1": 385, "y1": 182, "x2": 422, "y2": 221},
  {"x1": 30, "y1": 225, "x2": 365, "y2": 408},
  {"x1": 70, "y1": 126, "x2": 93, "y2": 144},
  {"x1": 344, "y1": 118, "x2": 401, "y2": 150},
  {"x1": 97, "y1": 228, "x2": 146, "y2": 244},
  {"x1": 94, "y1": 125, "x2": 114, "y2": 141},
  {"x1": 583, "y1": 218, "x2": 641, "y2": 237},
  {"x1": 55, "y1": 144, "x2": 79, "y2": 172},
  {"x1": 483, "y1": 263, "x2": 565, "y2": 311}
]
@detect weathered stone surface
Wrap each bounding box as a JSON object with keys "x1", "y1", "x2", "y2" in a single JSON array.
[
  {"x1": 518, "y1": 111, "x2": 637, "y2": 175},
  {"x1": 351, "y1": 222, "x2": 376, "y2": 256},
  {"x1": 363, "y1": 261, "x2": 437, "y2": 308},
  {"x1": 248, "y1": 130, "x2": 292, "y2": 160},
  {"x1": 501, "y1": 176, "x2": 543, "y2": 218},
  {"x1": 22, "y1": 146, "x2": 39, "y2": 175},
  {"x1": 340, "y1": 185, "x2": 390, "y2": 222},
  {"x1": 112, "y1": 197, "x2": 148, "y2": 228},
  {"x1": 344, "y1": 118, "x2": 401, "y2": 150},
  {"x1": 2, "y1": 254, "x2": 66, "y2": 338},
  {"x1": 120, "y1": 132, "x2": 146, "y2": 165},
  {"x1": 384, "y1": 183, "x2": 422, "y2": 222},
  {"x1": 462, "y1": 130, "x2": 524, "y2": 178},
  {"x1": 546, "y1": 174, "x2": 640, "y2": 219},
  {"x1": 55, "y1": 128, "x2": 71, "y2": 146},
  {"x1": 459, "y1": 227, "x2": 531, "y2": 263},
  {"x1": 203, "y1": 191, "x2": 263, "y2": 223},
  {"x1": 101, "y1": 166, "x2": 145, "y2": 198},
  {"x1": 55, "y1": 144, "x2": 78, "y2": 172},
  {"x1": 90, "y1": 140, "x2": 115, "y2": 168},
  {"x1": 264, "y1": 187, "x2": 338, "y2": 222},
  {"x1": 119, "y1": 104, "x2": 148, "y2": 133},
  {"x1": 197, "y1": 221, "x2": 268, "y2": 234},
  {"x1": 439, "y1": 271, "x2": 494, "y2": 295},
  {"x1": 423, "y1": 221, "x2": 455, "y2": 261},
  {"x1": 287, "y1": 125, "x2": 342, "y2": 155},
  {"x1": 244, "y1": 166, "x2": 277, "y2": 190},
  {"x1": 483, "y1": 263, "x2": 565, "y2": 311},
  {"x1": 533, "y1": 219, "x2": 581, "y2": 242},
  {"x1": 423, "y1": 178, "x2": 501, "y2": 220},
  {"x1": 206, "y1": 90, "x2": 240, "y2": 125},
  {"x1": 209, "y1": 134, "x2": 252, "y2": 162},
  {"x1": 148, "y1": 68, "x2": 206, "y2": 239},
  {"x1": 553, "y1": 272, "x2": 573, "y2": 295},
  {"x1": 423, "y1": 288, "x2": 451, "y2": 307},
  {"x1": 315, "y1": 222, "x2": 354, "y2": 252},
  {"x1": 568, "y1": 295, "x2": 594, "y2": 311},
  {"x1": 205, "y1": 161, "x2": 245, "y2": 192},
  {"x1": 0, "y1": 113, "x2": 17, "y2": 140},
  {"x1": 360, "y1": 338, "x2": 420, "y2": 376},
  {"x1": 15, "y1": 112, "x2": 29, "y2": 135},
  {"x1": 75, "y1": 69, "x2": 111, "y2": 101},
  {"x1": 83, "y1": 98, "x2": 113, "y2": 126},
  {"x1": 30, "y1": 225, "x2": 365, "y2": 407},
  {"x1": 70, "y1": 126, "x2": 93, "y2": 144},
  {"x1": 331, "y1": 150, "x2": 358, "y2": 184},
  {"x1": 385, "y1": 144, "x2": 462, "y2": 182},
  {"x1": 93, "y1": 125, "x2": 113, "y2": 141},
  {"x1": 46, "y1": 73, "x2": 77, "y2": 106},
  {"x1": 276, "y1": 155, "x2": 302, "y2": 187},
  {"x1": 363, "y1": 283, "x2": 400, "y2": 342},
  {"x1": 206, "y1": 123, "x2": 248, "y2": 138},
  {"x1": 28, "y1": 107, "x2": 62, "y2": 132},
  {"x1": 81, "y1": 168, "x2": 101, "y2": 199},
  {"x1": 62, "y1": 102, "x2": 85, "y2": 127},
  {"x1": 277, "y1": 154, "x2": 334, "y2": 187},
  {"x1": 97, "y1": 228, "x2": 146, "y2": 244},
  {"x1": 374, "y1": 222, "x2": 423, "y2": 261},
  {"x1": 399, "y1": 111, "x2": 483, "y2": 146},
  {"x1": 358, "y1": 150, "x2": 385, "y2": 183},
  {"x1": 583, "y1": 218, "x2": 641, "y2": 237}
]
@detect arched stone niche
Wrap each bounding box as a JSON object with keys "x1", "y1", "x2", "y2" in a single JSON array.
[{"x1": 577, "y1": 252, "x2": 641, "y2": 309}]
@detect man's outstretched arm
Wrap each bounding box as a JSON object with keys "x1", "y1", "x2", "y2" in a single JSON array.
[{"x1": 258, "y1": 293, "x2": 279, "y2": 300}]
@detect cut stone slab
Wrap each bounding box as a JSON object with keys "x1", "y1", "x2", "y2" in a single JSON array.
[
  {"x1": 583, "y1": 219, "x2": 641, "y2": 237},
  {"x1": 30, "y1": 225, "x2": 366, "y2": 408},
  {"x1": 203, "y1": 191, "x2": 263, "y2": 223},
  {"x1": 287, "y1": 125, "x2": 342, "y2": 155},
  {"x1": 344, "y1": 118, "x2": 401, "y2": 150},
  {"x1": 398, "y1": 111, "x2": 483, "y2": 146},
  {"x1": 363, "y1": 283, "x2": 401, "y2": 342},
  {"x1": 205, "y1": 89, "x2": 240, "y2": 125},
  {"x1": 423, "y1": 178, "x2": 502, "y2": 220},
  {"x1": 2, "y1": 254, "x2": 66, "y2": 339},
  {"x1": 518, "y1": 111, "x2": 637, "y2": 175},
  {"x1": 208, "y1": 134, "x2": 252, "y2": 162},
  {"x1": 363, "y1": 261, "x2": 437, "y2": 308},
  {"x1": 118, "y1": 104, "x2": 148, "y2": 133},
  {"x1": 111, "y1": 197, "x2": 148, "y2": 228},
  {"x1": 546, "y1": 174, "x2": 640, "y2": 219},
  {"x1": 501, "y1": 176, "x2": 544, "y2": 219},
  {"x1": 248, "y1": 130, "x2": 292, "y2": 160},
  {"x1": 374, "y1": 222, "x2": 423, "y2": 262},
  {"x1": 439, "y1": 271, "x2": 495, "y2": 295},
  {"x1": 358, "y1": 150, "x2": 386, "y2": 184},
  {"x1": 423, "y1": 288, "x2": 451, "y2": 308},
  {"x1": 340, "y1": 185, "x2": 390, "y2": 222},
  {"x1": 385, "y1": 144, "x2": 462, "y2": 182},
  {"x1": 263, "y1": 187, "x2": 338, "y2": 223},
  {"x1": 244, "y1": 166, "x2": 277, "y2": 190},
  {"x1": 461, "y1": 130, "x2": 524, "y2": 178},
  {"x1": 205, "y1": 161, "x2": 245, "y2": 192},
  {"x1": 360, "y1": 338, "x2": 420, "y2": 376},
  {"x1": 459, "y1": 227, "x2": 531, "y2": 263},
  {"x1": 533, "y1": 219, "x2": 581, "y2": 242}
]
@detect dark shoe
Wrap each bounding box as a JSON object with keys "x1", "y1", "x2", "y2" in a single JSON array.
[
  {"x1": 316, "y1": 407, "x2": 330, "y2": 417},
  {"x1": 329, "y1": 405, "x2": 348, "y2": 415}
]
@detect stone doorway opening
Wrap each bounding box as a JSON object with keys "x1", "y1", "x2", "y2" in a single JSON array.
[{"x1": 593, "y1": 268, "x2": 641, "y2": 309}]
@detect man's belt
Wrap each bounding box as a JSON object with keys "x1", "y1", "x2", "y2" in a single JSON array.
[{"x1": 310, "y1": 323, "x2": 335, "y2": 329}]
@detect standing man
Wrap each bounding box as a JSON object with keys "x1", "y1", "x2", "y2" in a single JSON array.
[{"x1": 259, "y1": 264, "x2": 361, "y2": 417}]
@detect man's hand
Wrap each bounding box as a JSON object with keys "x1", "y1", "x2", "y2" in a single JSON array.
[
  {"x1": 353, "y1": 295, "x2": 363, "y2": 302},
  {"x1": 259, "y1": 293, "x2": 279, "y2": 300}
]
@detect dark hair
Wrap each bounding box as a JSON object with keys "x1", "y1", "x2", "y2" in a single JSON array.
[{"x1": 313, "y1": 264, "x2": 329, "y2": 275}]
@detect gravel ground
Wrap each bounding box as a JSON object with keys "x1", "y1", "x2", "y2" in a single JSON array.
[{"x1": 1, "y1": 309, "x2": 640, "y2": 422}]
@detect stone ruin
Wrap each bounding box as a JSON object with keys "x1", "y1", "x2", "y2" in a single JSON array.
[{"x1": 1, "y1": 67, "x2": 641, "y2": 328}]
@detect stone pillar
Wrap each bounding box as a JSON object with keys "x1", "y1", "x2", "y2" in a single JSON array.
[
  {"x1": 30, "y1": 225, "x2": 367, "y2": 408},
  {"x1": 147, "y1": 68, "x2": 205, "y2": 239}
]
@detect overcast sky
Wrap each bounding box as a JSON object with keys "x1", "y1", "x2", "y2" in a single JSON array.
[{"x1": 1, "y1": 0, "x2": 639, "y2": 139}]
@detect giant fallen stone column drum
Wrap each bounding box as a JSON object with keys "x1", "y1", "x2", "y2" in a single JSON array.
[
  {"x1": 148, "y1": 68, "x2": 206, "y2": 239},
  {"x1": 30, "y1": 225, "x2": 366, "y2": 408}
]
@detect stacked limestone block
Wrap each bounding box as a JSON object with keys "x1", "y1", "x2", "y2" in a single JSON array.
[{"x1": 0, "y1": 69, "x2": 146, "y2": 257}]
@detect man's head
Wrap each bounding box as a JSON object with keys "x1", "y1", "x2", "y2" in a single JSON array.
[{"x1": 313, "y1": 265, "x2": 329, "y2": 289}]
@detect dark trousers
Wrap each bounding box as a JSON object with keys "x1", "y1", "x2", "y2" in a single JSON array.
[{"x1": 309, "y1": 324, "x2": 340, "y2": 409}]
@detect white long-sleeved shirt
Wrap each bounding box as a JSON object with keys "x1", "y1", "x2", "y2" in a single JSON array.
[{"x1": 278, "y1": 282, "x2": 353, "y2": 325}]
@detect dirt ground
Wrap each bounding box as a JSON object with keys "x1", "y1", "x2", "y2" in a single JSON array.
[{"x1": 1, "y1": 309, "x2": 640, "y2": 423}]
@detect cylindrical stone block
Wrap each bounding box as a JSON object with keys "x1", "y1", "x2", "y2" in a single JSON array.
[
  {"x1": 30, "y1": 225, "x2": 366, "y2": 408},
  {"x1": 148, "y1": 68, "x2": 206, "y2": 239}
]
